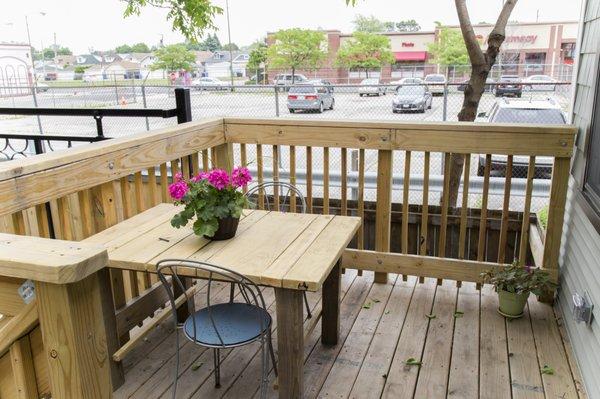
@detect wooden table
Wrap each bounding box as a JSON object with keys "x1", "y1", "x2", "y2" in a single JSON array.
[{"x1": 87, "y1": 203, "x2": 360, "y2": 398}]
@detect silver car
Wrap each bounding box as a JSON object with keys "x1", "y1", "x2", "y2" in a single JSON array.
[
  {"x1": 358, "y1": 78, "x2": 386, "y2": 96},
  {"x1": 287, "y1": 85, "x2": 334, "y2": 113},
  {"x1": 392, "y1": 85, "x2": 432, "y2": 113}
]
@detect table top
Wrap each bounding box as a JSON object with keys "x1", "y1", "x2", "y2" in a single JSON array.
[{"x1": 85, "y1": 203, "x2": 360, "y2": 291}]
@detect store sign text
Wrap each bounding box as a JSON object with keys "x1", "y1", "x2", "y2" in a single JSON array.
[{"x1": 401, "y1": 42, "x2": 414, "y2": 47}]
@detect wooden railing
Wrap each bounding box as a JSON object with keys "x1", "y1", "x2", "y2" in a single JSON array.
[{"x1": 0, "y1": 117, "x2": 575, "y2": 397}]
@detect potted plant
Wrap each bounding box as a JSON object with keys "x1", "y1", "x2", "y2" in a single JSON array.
[
  {"x1": 168, "y1": 167, "x2": 252, "y2": 240},
  {"x1": 481, "y1": 262, "x2": 556, "y2": 318}
]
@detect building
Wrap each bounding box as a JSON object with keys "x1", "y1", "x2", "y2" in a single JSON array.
[
  {"x1": 266, "y1": 21, "x2": 578, "y2": 83},
  {"x1": 204, "y1": 51, "x2": 249, "y2": 78},
  {"x1": 0, "y1": 43, "x2": 33, "y2": 95},
  {"x1": 557, "y1": 0, "x2": 600, "y2": 397}
]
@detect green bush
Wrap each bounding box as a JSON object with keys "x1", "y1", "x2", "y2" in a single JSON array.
[{"x1": 538, "y1": 206, "x2": 549, "y2": 229}]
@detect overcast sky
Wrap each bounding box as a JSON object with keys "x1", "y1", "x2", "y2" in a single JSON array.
[{"x1": 1, "y1": 0, "x2": 583, "y2": 54}]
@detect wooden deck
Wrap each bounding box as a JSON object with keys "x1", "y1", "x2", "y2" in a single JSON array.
[{"x1": 115, "y1": 269, "x2": 586, "y2": 399}]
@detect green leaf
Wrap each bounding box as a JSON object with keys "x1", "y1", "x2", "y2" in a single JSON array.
[
  {"x1": 191, "y1": 362, "x2": 204, "y2": 371},
  {"x1": 454, "y1": 311, "x2": 464, "y2": 318},
  {"x1": 372, "y1": 298, "x2": 381, "y2": 303},
  {"x1": 405, "y1": 358, "x2": 422, "y2": 366},
  {"x1": 362, "y1": 302, "x2": 372, "y2": 309},
  {"x1": 193, "y1": 218, "x2": 218, "y2": 238},
  {"x1": 541, "y1": 365, "x2": 555, "y2": 375},
  {"x1": 425, "y1": 313, "x2": 436, "y2": 319}
]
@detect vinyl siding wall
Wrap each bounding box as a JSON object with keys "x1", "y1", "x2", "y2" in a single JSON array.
[{"x1": 559, "y1": 0, "x2": 600, "y2": 397}]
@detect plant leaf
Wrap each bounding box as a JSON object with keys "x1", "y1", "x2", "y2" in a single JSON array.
[
  {"x1": 425, "y1": 313, "x2": 436, "y2": 319},
  {"x1": 362, "y1": 302, "x2": 372, "y2": 309},
  {"x1": 541, "y1": 364, "x2": 554, "y2": 375},
  {"x1": 405, "y1": 357, "x2": 422, "y2": 366},
  {"x1": 454, "y1": 311, "x2": 464, "y2": 318},
  {"x1": 191, "y1": 362, "x2": 204, "y2": 371}
]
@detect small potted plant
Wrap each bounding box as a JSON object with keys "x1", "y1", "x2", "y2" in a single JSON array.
[
  {"x1": 481, "y1": 262, "x2": 556, "y2": 318},
  {"x1": 168, "y1": 167, "x2": 252, "y2": 240}
]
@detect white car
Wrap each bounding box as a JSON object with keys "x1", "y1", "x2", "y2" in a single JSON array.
[
  {"x1": 192, "y1": 77, "x2": 231, "y2": 91},
  {"x1": 35, "y1": 83, "x2": 49, "y2": 93},
  {"x1": 522, "y1": 75, "x2": 557, "y2": 91},
  {"x1": 358, "y1": 78, "x2": 386, "y2": 97},
  {"x1": 390, "y1": 77, "x2": 424, "y2": 90},
  {"x1": 424, "y1": 74, "x2": 447, "y2": 95}
]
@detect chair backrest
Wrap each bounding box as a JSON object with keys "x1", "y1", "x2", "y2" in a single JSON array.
[
  {"x1": 245, "y1": 181, "x2": 307, "y2": 213},
  {"x1": 156, "y1": 259, "x2": 268, "y2": 346}
]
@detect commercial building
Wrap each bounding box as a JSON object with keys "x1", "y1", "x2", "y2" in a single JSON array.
[{"x1": 266, "y1": 21, "x2": 578, "y2": 83}]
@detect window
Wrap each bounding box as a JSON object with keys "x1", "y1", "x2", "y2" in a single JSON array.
[{"x1": 584, "y1": 59, "x2": 600, "y2": 213}]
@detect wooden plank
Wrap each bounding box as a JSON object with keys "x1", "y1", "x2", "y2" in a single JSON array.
[
  {"x1": 191, "y1": 152, "x2": 200, "y2": 176},
  {"x1": 201, "y1": 149, "x2": 209, "y2": 170},
  {"x1": 78, "y1": 189, "x2": 95, "y2": 238},
  {"x1": 439, "y1": 153, "x2": 451, "y2": 259},
  {"x1": 381, "y1": 278, "x2": 437, "y2": 398},
  {"x1": 134, "y1": 172, "x2": 145, "y2": 214},
  {"x1": 321, "y1": 262, "x2": 341, "y2": 345},
  {"x1": 375, "y1": 149, "x2": 393, "y2": 284},
  {"x1": 0, "y1": 233, "x2": 107, "y2": 284},
  {"x1": 402, "y1": 151, "x2": 411, "y2": 255},
  {"x1": 28, "y1": 327, "x2": 49, "y2": 396},
  {"x1": 275, "y1": 288, "x2": 304, "y2": 399},
  {"x1": 36, "y1": 272, "x2": 112, "y2": 398},
  {"x1": 357, "y1": 148, "x2": 365, "y2": 276},
  {"x1": 223, "y1": 118, "x2": 575, "y2": 156},
  {"x1": 289, "y1": 145, "x2": 296, "y2": 211},
  {"x1": 0, "y1": 276, "x2": 26, "y2": 316},
  {"x1": 257, "y1": 144, "x2": 264, "y2": 209},
  {"x1": 159, "y1": 163, "x2": 169, "y2": 203},
  {"x1": 413, "y1": 280, "x2": 458, "y2": 399},
  {"x1": 349, "y1": 276, "x2": 417, "y2": 399},
  {"x1": 9, "y1": 335, "x2": 38, "y2": 399},
  {"x1": 147, "y1": 167, "x2": 158, "y2": 207},
  {"x1": 519, "y1": 157, "x2": 536, "y2": 265},
  {"x1": 34, "y1": 204, "x2": 51, "y2": 238},
  {"x1": 323, "y1": 147, "x2": 330, "y2": 215},
  {"x1": 306, "y1": 146, "x2": 313, "y2": 213},
  {"x1": 181, "y1": 156, "x2": 191, "y2": 180},
  {"x1": 114, "y1": 280, "x2": 170, "y2": 338},
  {"x1": 240, "y1": 144, "x2": 247, "y2": 193},
  {"x1": 528, "y1": 297, "x2": 579, "y2": 399},
  {"x1": 479, "y1": 285, "x2": 511, "y2": 399},
  {"x1": 342, "y1": 249, "x2": 518, "y2": 284},
  {"x1": 447, "y1": 283, "x2": 479, "y2": 399},
  {"x1": 0, "y1": 302, "x2": 38, "y2": 357},
  {"x1": 458, "y1": 154, "x2": 471, "y2": 259},
  {"x1": 214, "y1": 142, "x2": 234, "y2": 172},
  {"x1": 477, "y1": 154, "x2": 491, "y2": 261},
  {"x1": 497, "y1": 155, "x2": 513, "y2": 264},
  {"x1": 280, "y1": 216, "x2": 361, "y2": 291},
  {"x1": 273, "y1": 145, "x2": 280, "y2": 209},
  {"x1": 0, "y1": 119, "x2": 224, "y2": 216}
]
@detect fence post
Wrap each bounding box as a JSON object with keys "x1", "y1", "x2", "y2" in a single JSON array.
[
  {"x1": 274, "y1": 86, "x2": 280, "y2": 117},
  {"x1": 174, "y1": 88, "x2": 192, "y2": 124},
  {"x1": 114, "y1": 74, "x2": 119, "y2": 106},
  {"x1": 374, "y1": 149, "x2": 393, "y2": 284},
  {"x1": 442, "y1": 82, "x2": 448, "y2": 122},
  {"x1": 350, "y1": 149, "x2": 358, "y2": 200},
  {"x1": 141, "y1": 85, "x2": 150, "y2": 131}
]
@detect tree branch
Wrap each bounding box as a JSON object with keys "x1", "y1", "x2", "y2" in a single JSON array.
[
  {"x1": 486, "y1": 0, "x2": 518, "y2": 63},
  {"x1": 454, "y1": 0, "x2": 484, "y2": 65}
]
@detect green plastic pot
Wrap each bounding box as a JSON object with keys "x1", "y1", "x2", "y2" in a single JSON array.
[{"x1": 497, "y1": 289, "x2": 529, "y2": 318}]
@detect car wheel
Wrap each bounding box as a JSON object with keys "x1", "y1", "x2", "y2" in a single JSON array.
[
  {"x1": 420, "y1": 106, "x2": 426, "y2": 113},
  {"x1": 477, "y1": 164, "x2": 485, "y2": 176},
  {"x1": 517, "y1": 93, "x2": 522, "y2": 98},
  {"x1": 289, "y1": 109, "x2": 295, "y2": 113},
  {"x1": 359, "y1": 93, "x2": 363, "y2": 97},
  {"x1": 329, "y1": 99, "x2": 335, "y2": 110},
  {"x1": 318, "y1": 102, "x2": 324, "y2": 113},
  {"x1": 392, "y1": 109, "x2": 398, "y2": 114}
]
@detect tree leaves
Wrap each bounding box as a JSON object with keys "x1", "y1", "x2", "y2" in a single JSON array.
[{"x1": 405, "y1": 358, "x2": 422, "y2": 366}]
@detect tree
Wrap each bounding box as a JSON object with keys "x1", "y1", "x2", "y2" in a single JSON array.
[
  {"x1": 267, "y1": 29, "x2": 327, "y2": 82},
  {"x1": 336, "y1": 32, "x2": 394, "y2": 77},
  {"x1": 396, "y1": 19, "x2": 421, "y2": 32},
  {"x1": 152, "y1": 44, "x2": 196, "y2": 71},
  {"x1": 124, "y1": 0, "x2": 223, "y2": 42},
  {"x1": 115, "y1": 44, "x2": 132, "y2": 53},
  {"x1": 131, "y1": 42, "x2": 151, "y2": 53},
  {"x1": 247, "y1": 43, "x2": 268, "y2": 83},
  {"x1": 221, "y1": 43, "x2": 239, "y2": 51},
  {"x1": 427, "y1": 27, "x2": 469, "y2": 66},
  {"x1": 352, "y1": 14, "x2": 385, "y2": 32}
]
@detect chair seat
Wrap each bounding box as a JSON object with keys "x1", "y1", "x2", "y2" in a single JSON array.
[{"x1": 183, "y1": 302, "x2": 272, "y2": 347}]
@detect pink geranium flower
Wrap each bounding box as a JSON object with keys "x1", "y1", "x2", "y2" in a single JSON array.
[
  {"x1": 191, "y1": 172, "x2": 208, "y2": 183},
  {"x1": 168, "y1": 181, "x2": 188, "y2": 200},
  {"x1": 231, "y1": 167, "x2": 252, "y2": 188},
  {"x1": 207, "y1": 169, "x2": 230, "y2": 190},
  {"x1": 174, "y1": 172, "x2": 183, "y2": 182}
]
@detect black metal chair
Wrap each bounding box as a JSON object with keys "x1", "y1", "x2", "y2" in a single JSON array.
[
  {"x1": 156, "y1": 259, "x2": 277, "y2": 399},
  {"x1": 245, "y1": 181, "x2": 312, "y2": 318}
]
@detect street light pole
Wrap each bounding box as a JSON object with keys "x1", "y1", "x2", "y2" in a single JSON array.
[
  {"x1": 25, "y1": 13, "x2": 44, "y2": 135},
  {"x1": 225, "y1": 0, "x2": 234, "y2": 87}
]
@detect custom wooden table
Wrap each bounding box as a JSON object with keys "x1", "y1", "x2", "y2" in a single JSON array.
[{"x1": 87, "y1": 203, "x2": 360, "y2": 398}]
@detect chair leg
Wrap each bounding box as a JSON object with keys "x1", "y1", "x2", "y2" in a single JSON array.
[
  {"x1": 260, "y1": 337, "x2": 268, "y2": 399},
  {"x1": 303, "y1": 292, "x2": 312, "y2": 318},
  {"x1": 268, "y1": 329, "x2": 278, "y2": 377},
  {"x1": 213, "y1": 348, "x2": 221, "y2": 388}
]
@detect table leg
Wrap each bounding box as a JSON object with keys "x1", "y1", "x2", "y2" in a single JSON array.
[
  {"x1": 275, "y1": 287, "x2": 304, "y2": 399},
  {"x1": 322, "y1": 261, "x2": 341, "y2": 345}
]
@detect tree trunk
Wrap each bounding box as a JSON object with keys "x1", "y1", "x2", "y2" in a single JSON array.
[
  {"x1": 446, "y1": 0, "x2": 518, "y2": 207},
  {"x1": 291, "y1": 67, "x2": 295, "y2": 84}
]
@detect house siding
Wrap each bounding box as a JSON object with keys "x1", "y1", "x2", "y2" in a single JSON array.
[{"x1": 559, "y1": 0, "x2": 600, "y2": 397}]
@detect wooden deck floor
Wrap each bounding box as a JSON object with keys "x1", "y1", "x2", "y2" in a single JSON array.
[{"x1": 115, "y1": 270, "x2": 587, "y2": 399}]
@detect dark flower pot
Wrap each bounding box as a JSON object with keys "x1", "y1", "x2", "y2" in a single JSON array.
[{"x1": 206, "y1": 216, "x2": 239, "y2": 240}]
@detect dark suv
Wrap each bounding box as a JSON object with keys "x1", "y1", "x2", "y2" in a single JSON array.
[{"x1": 494, "y1": 75, "x2": 522, "y2": 97}]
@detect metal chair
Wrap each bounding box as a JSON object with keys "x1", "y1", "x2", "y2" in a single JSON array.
[
  {"x1": 156, "y1": 259, "x2": 277, "y2": 399},
  {"x1": 245, "y1": 181, "x2": 312, "y2": 318}
]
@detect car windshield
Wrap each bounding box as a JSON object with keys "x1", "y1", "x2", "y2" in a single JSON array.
[
  {"x1": 396, "y1": 86, "x2": 425, "y2": 95},
  {"x1": 493, "y1": 108, "x2": 565, "y2": 124},
  {"x1": 425, "y1": 75, "x2": 445, "y2": 82},
  {"x1": 289, "y1": 86, "x2": 316, "y2": 94},
  {"x1": 361, "y1": 79, "x2": 378, "y2": 84},
  {"x1": 500, "y1": 76, "x2": 519, "y2": 82}
]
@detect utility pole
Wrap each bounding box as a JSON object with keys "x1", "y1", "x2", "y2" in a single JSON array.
[
  {"x1": 225, "y1": 0, "x2": 234, "y2": 87},
  {"x1": 53, "y1": 32, "x2": 58, "y2": 63}
]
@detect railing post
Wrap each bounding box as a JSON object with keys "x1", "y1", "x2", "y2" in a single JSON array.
[
  {"x1": 0, "y1": 235, "x2": 114, "y2": 397},
  {"x1": 374, "y1": 149, "x2": 393, "y2": 284},
  {"x1": 540, "y1": 156, "x2": 570, "y2": 303},
  {"x1": 442, "y1": 83, "x2": 448, "y2": 122},
  {"x1": 141, "y1": 85, "x2": 150, "y2": 131},
  {"x1": 174, "y1": 88, "x2": 192, "y2": 124},
  {"x1": 350, "y1": 149, "x2": 359, "y2": 200}
]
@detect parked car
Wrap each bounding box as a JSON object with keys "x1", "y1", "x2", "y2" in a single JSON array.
[
  {"x1": 287, "y1": 84, "x2": 334, "y2": 113},
  {"x1": 391, "y1": 77, "x2": 424, "y2": 90},
  {"x1": 192, "y1": 77, "x2": 232, "y2": 91},
  {"x1": 494, "y1": 75, "x2": 522, "y2": 97},
  {"x1": 476, "y1": 98, "x2": 567, "y2": 178},
  {"x1": 424, "y1": 74, "x2": 447, "y2": 95},
  {"x1": 522, "y1": 75, "x2": 557, "y2": 91},
  {"x1": 35, "y1": 83, "x2": 49, "y2": 93},
  {"x1": 457, "y1": 77, "x2": 496, "y2": 92},
  {"x1": 392, "y1": 85, "x2": 432, "y2": 113},
  {"x1": 273, "y1": 74, "x2": 309, "y2": 90},
  {"x1": 308, "y1": 79, "x2": 334, "y2": 92},
  {"x1": 358, "y1": 78, "x2": 386, "y2": 96}
]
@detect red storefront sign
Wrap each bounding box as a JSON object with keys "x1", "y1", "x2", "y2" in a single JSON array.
[{"x1": 394, "y1": 51, "x2": 427, "y2": 61}]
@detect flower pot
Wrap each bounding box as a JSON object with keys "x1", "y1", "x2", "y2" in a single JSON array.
[
  {"x1": 206, "y1": 216, "x2": 240, "y2": 241},
  {"x1": 497, "y1": 289, "x2": 529, "y2": 318}
]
